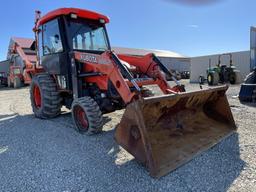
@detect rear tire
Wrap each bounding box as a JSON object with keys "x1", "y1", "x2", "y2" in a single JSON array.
[
  {"x1": 229, "y1": 70, "x2": 241, "y2": 84},
  {"x1": 7, "y1": 76, "x2": 12, "y2": 87},
  {"x1": 13, "y1": 77, "x2": 21, "y2": 88},
  {"x1": 71, "y1": 97, "x2": 103, "y2": 135},
  {"x1": 207, "y1": 72, "x2": 219, "y2": 86},
  {"x1": 30, "y1": 74, "x2": 62, "y2": 119}
]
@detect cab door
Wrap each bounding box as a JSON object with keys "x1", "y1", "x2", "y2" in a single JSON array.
[{"x1": 40, "y1": 18, "x2": 67, "y2": 75}]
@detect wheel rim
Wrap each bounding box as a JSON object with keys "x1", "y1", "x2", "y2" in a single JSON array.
[
  {"x1": 33, "y1": 85, "x2": 42, "y2": 108},
  {"x1": 208, "y1": 74, "x2": 212, "y2": 83},
  {"x1": 73, "y1": 105, "x2": 89, "y2": 131}
]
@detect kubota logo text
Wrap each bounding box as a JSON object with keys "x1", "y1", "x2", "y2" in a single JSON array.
[{"x1": 80, "y1": 54, "x2": 97, "y2": 63}]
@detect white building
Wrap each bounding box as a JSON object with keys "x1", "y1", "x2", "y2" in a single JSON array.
[
  {"x1": 0, "y1": 60, "x2": 10, "y2": 73},
  {"x1": 190, "y1": 51, "x2": 250, "y2": 83},
  {"x1": 113, "y1": 47, "x2": 190, "y2": 72}
]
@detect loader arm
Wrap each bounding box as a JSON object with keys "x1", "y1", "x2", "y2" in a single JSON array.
[
  {"x1": 74, "y1": 51, "x2": 185, "y2": 104},
  {"x1": 74, "y1": 51, "x2": 137, "y2": 104},
  {"x1": 111, "y1": 52, "x2": 141, "y2": 92},
  {"x1": 10, "y1": 42, "x2": 34, "y2": 69},
  {"x1": 117, "y1": 53, "x2": 185, "y2": 94},
  {"x1": 8, "y1": 39, "x2": 43, "y2": 84}
]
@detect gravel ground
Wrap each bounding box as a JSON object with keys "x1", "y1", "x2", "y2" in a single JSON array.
[{"x1": 0, "y1": 80, "x2": 255, "y2": 192}]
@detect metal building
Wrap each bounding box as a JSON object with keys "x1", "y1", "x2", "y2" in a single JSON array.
[
  {"x1": 113, "y1": 47, "x2": 190, "y2": 73},
  {"x1": 190, "y1": 51, "x2": 250, "y2": 83},
  {"x1": 0, "y1": 60, "x2": 10, "y2": 73}
]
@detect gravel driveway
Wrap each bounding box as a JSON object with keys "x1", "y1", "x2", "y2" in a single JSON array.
[{"x1": 0, "y1": 81, "x2": 255, "y2": 192}]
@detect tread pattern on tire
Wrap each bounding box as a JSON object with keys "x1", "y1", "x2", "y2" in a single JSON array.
[
  {"x1": 30, "y1": 74, "x2": 62, "y2": 119},
  {"x1": 229, "y1": 70, "x2": 241, "y2": 85},
  {"x1": 7, "y1": 76, "x2": 12, "y2": 87},
  {"x1": 207, "y1": 72, "x2": 219, "y2": 86},
  {"x1": 13, "y1": 77, "x2": 21, "y2": 88},
  {"x1": 72, "y1": 97, "x2": 103, "y2": 135}
]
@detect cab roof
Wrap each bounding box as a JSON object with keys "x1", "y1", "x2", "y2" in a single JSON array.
[{"x1": 37, "y1": 8, "x2": 110, "y2": 27}]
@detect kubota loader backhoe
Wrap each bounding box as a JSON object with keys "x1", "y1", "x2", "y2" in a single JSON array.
[
  {"x1": 30, "y1": 8, "x2": 236, "y2": 178},
  {"x1": 6, "y1": 37, "x2": 43, "y2": 88}
]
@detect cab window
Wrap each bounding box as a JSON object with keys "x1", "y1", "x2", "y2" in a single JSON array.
[
  {"x1": 70, "y1": 20, "x2": 109, "y2": 51},
  {"x1": 42, "y1": 19, "x2": 63, "y2": 55}
]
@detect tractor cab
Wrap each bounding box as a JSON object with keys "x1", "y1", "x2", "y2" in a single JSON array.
[
  {"x1": 34, "y1": 8, "x2": 110, "y2": 89},
  {"x1": 35, "y1": 8, "x2": 110, "y2": 52},
  {"x1": 37, "y1": 12, "x2": 110, "y2": 55}
]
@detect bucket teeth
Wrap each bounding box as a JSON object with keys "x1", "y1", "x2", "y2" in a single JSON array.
[{"x1": 115, "y1": 86, "x2": 236, "y2": 178}]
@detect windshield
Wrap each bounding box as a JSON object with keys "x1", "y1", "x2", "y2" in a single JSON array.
[{"x1": 69, "y1": 20, "x2": 110, "y2": 52}]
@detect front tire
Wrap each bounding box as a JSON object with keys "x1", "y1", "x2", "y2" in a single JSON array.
[
  {"x1": 207, "y1": 72, "x2": 219, "y2": 86},
  {"x1": 71, "y1": 97, "x2": 103, "y2": 135},
  {"x1": 30, "y1": 74, "x2": 62, "y2": 119}
]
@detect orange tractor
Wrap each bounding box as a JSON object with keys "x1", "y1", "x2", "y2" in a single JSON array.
[
  {"x1": 6, "y1": 37, "x2": 43, "y2": 88},
  {"x1": 31, "y1": 8, "x2": 236, "y2": 178}
]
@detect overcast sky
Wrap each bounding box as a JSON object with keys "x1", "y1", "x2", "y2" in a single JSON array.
[{"x1": 0, "y1": 0, "x2": 254, "y2": 60}]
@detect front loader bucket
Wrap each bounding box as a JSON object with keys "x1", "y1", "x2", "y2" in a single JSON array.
[{"x1": 115, "y1": 85, "x2": 236, "y2": 178}]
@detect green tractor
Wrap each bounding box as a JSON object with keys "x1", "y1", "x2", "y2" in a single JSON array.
[{"x1": 207, "y1": 53, "x2": 241, "y2": 86}]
